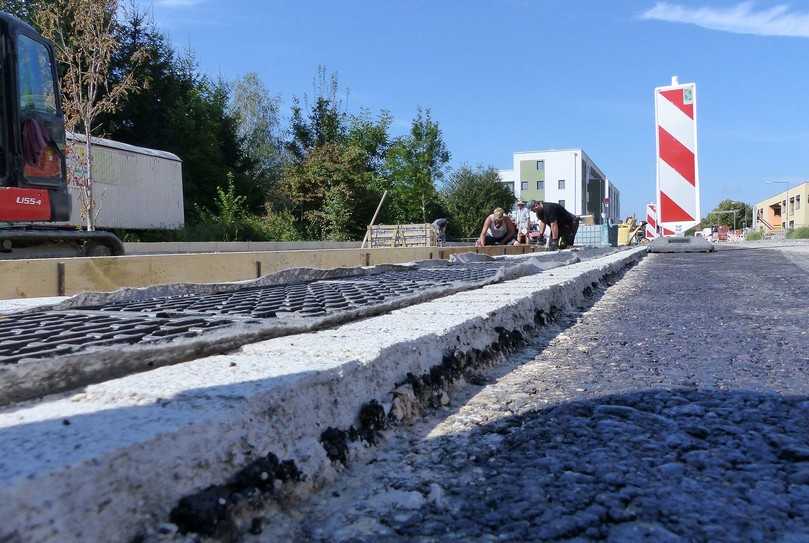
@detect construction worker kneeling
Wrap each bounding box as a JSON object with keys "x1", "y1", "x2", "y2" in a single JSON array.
[{"x1": 530, "y1": 201, "x2": 580, "y2": 250}]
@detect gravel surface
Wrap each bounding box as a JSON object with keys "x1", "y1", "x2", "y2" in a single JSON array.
[{"x1": 254, "y1": 244, "x2": 809, "y2": 543}]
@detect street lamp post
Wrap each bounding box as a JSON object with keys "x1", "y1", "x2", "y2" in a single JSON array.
[{"x1": 765, "y1": 180, "x2": 792, "y2": 231}]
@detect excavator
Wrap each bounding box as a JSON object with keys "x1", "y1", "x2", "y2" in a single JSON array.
[{"x1": 0, "y1": 12, "x2": 123, "y2": 258}]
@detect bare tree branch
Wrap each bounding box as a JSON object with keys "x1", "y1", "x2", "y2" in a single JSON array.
[{"x1": 36, "y1": 0, "x2": 145, "y2": 230}]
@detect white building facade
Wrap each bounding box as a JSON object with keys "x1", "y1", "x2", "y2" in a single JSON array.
[{"x1": 497, "y1": 149, "x2": 620, "y2": 224}]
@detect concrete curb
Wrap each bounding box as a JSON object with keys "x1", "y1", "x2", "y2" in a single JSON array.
[{"x1": 0, "y1": 247, "x2": 645, "y2": 543}]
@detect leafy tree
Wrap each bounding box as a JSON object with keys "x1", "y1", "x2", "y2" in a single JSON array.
[
  {"x1": 347, "y1": 109, "x2": 392, "y2": 171},
  {"x1": 98, "y1": 10, "x2": 251, "y2": 219},
  {"x1": 249, "y1": 210, "x2": 301, "y2": 241},
  {"x1": 229, "y1": 72, "x2": 283, "y2": 207},
  {"x1": 443, "y1": 165, "x2": 515, "y2": 238},
  {"x1": 704, "y1": 199, "x2": 753, "y2": 229},
  {"x1": 380, "y1": 108, "x2": 450, "y2": 224},
  {"x1": 321, "y1": 184, "x2": 354, "y2": 241},
  {"x1": 282, "y1": 142, "x2": 378, "y2": 240},
  {"x1": 279, "y1": 69, "x2": 389, "y2": 240},
  {"x1": 2, "y1": 0, "x2": 51, "y2": 25}
]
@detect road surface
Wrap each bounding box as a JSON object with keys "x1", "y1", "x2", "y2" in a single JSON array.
[{"x1": 254, "y1": 243, "x2": 809, "y2": 542}]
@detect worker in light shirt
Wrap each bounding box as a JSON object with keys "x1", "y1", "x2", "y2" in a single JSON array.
[
  {"x1": 475, "y1": 207, "x2": 517, "y2": 246},
  {"x1": 512, "y1": 199, "x2": 532, "y2": 244}
]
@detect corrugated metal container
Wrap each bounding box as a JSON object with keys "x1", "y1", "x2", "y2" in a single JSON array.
[
  {"x1": 575, "y1": 224, "x2": 617, "y2": 247},
  {"x1": 65, "y1": 133, "x2": 184, "y2": 230}
]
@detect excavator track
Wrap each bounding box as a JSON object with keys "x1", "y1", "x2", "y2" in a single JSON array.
[{"x1": 0, "y1": 228, "x2": 125, "y2": 258}]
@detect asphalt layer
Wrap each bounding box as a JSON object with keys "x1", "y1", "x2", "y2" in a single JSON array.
[{"x1": 254, "y1": 245, "x2": 809, "y2": 543}]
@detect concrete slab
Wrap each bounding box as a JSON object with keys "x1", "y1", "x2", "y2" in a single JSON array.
[
  {"x1": 0, "y1": 297, "x2": 67, "y2": 315},
  {"x1": 0, "y1": 247, "x2": 646, "y2": 543},
  {"x1": 648, "y1": 236, "x2": 715, "y2": 253}
]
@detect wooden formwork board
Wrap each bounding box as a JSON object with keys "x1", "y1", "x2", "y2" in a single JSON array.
[{"x1": 0, "y1": 244, "x2": 540, "y2": 299}]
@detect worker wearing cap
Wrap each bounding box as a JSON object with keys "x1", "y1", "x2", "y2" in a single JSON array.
[
  {"x1": 531, "y1": 201, "x2": 580, "y2": 250},
  {"x1": 475, "y1": 207, "x2": 517, "y2": 247},
  {"x1": 513, "y1": 199, "x2": 531, "y2": 244}
]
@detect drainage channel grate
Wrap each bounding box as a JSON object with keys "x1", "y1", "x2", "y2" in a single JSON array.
[{"x1": 0, "y1": 264, "x2": 503, "y2": 366}]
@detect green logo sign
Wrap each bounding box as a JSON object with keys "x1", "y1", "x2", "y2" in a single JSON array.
[{"x1": 683, "y1": 87, "x2": 694, "y2": 105}]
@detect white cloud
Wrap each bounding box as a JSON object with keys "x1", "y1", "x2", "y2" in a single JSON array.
[
  {"x1": 154, "y1": 0, "x2": 204, "y2": 7},
  {"x1": 640, "y1": 1, "x2": 809, "y2": 38}
]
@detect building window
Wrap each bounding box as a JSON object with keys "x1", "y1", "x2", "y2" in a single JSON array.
[
  {"x1": 559, "y1": 199, "x2": 566, "y2": 208},
  {"x1": 558, "y1": 179, "x2": 565, "y2": 190},
  {"x1": 521, "y1": 181, "x2": 528, "y2": 191},
  {"x1": 536, "y1": 160, "x2": 544, "y2": 173},
  {"x1": 797, "y1": 195, "x2": 801, "y2": 210},
  {"x1": 537, "y1": 180, "x2": 544, "y2": 191}
]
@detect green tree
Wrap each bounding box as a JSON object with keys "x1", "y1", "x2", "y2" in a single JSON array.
[
  {"x1": 381, "y1": 108, "x2": 450, "y2": 224},
  {"x1": 249, "y1": 209, "x2": 301, "y2": 241},
  {"x1": 98, "y1": 10, "x2": 251, "y2": 220},
  {"x1": 1, "y1": 0, "x2": 51, "y2": 25},
  {"x1": 443, "y1": 165, "x2": 515, "y2": 238},
  {"x1": 279, "y1": 69, "x2": 390, "y2": 240},
  {"x1": 282, "y1": 142, "x2": 378, "y2": 240},
  {"x1": 285, "y1": 66, "x2": 347, "y2": 164},
  {"x1": 229, "y1": 72, "x2": 283, "y2": 208},
  {"x1": 704, "y1": 199, "x2": 753, "y2": 230},
  {"x1": 347, "y1": 109, "x2": 392, "y2": 171}
]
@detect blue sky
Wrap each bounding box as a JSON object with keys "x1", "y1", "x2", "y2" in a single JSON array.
[{"x1": 141, "y1": 0, "x2": 809, "y2": 219}]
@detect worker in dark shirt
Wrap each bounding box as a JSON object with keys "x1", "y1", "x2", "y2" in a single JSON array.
[{"x1": 531, "y1": 201, "x2": 580, "y2": 250}]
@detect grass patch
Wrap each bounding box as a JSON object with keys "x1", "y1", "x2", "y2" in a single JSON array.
[
  {"x1": 786, "y1": 226, "x2": 809, "y2": 240},
  {"x1": 745, "y1": 231, "x2": 763, "y2": 241}
]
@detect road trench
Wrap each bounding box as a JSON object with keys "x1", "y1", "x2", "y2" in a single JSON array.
[
  {"x1": 0, "y1": 247, "x2": 646, "y2": 543},
  {"x1": 222, "y1": 245, "x2": 809, "y2": 543},
  {"x1": 137, "y1": 250, "x2": 643, "y2": 542}
]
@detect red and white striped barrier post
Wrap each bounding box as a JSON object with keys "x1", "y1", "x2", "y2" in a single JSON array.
[
  {"x1": 655, "y1": 76, "x2": 700, "y2": 236},
  {"x1": 645, "y1": 203, "x2": 658, "y2": 240}
]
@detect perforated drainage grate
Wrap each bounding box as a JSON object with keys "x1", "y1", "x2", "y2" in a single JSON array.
[{"x1": 0, "y1": 264, "x2": 504, "y2": 366}]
